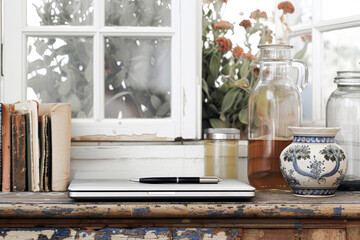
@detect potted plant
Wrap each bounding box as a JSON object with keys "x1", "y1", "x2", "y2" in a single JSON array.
[{"x1": 202, "y1": 0, "x2": 309, "y2": 139}]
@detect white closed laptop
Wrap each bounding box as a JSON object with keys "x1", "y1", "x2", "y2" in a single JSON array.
[{"x1": 68, "y1": 178, "x2": 255, "y2": 200}]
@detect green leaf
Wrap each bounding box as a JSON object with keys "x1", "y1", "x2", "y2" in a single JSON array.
[
  {"x1": 210, "y1": 118, "x2": 227, "y2": 128},
  {"x1": 150, "y1": 95, "x2": 162, "y2": 110},
  {"x1": 47, "y1": 38, "x2": 56, "y2": 45},
  {"x1": 156, "y1": 102, "x2": 170, "y2": 116},
  {"x1": 208, "y1": 104, "x2": 219, "y2": 114},
  {"x1": 220, "y1": 112, "x2": 226, "y2": 122},
  {"x1": 239, "y1": 107, "x2": 248, "y2": 124},
  {"x1": 240, "y1": 60, "x2": 250, "y2": 78},
  {"x1": 43, "y1": 55, "x2": 52, "y2": 66},
  {"x1": 209, "y1": 54, "x2": 220, "y2": 78},
  {"x1": 28, "y1": 59, "x2": 45, "y2": 72},
  {"x1": 202, "y1": 78, "x2": 211, "y2": 99},
  {"x1": 221, "y1": 63, "x2": 230, "y2": 75},
  {"x1": 221, "y1": 88, "x2": 239, "y2": 114},
  {"x1": 36, "y1": 43, "x2": 48, "y2": 56},
  {"x1": 219, "y1": 81, "x2": 230, "y2": 94},
  {"x1": 235, "y1": 77, "x2": 250, "y2": 89}
]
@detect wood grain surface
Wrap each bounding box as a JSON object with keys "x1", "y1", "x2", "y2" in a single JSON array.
[{"x1": 0, "y1": 191, "x2": 359, "y2": 219}]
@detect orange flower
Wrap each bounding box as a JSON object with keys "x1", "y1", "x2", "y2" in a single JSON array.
[
  {"x1": 301, "y1": 34, "x2": 312, "y2": 42},
  {"x1": 216, "y1": 37, "x2": 232, "y2": 53},
  {"x1": 243, "y1": 51, "x2": 256, "y2": 60},
  {"x1": 214, "y1": 21, "x2": 234, "y2": 31},
  {"x1": 278, "y1": 1, "x2": 295, "y2": 14},
  {"x1": 232, "y1": 46, "x2": 244, "y2": 59},
  {"x1": 259, "y1": 29, "x2": 273, "y2": 43},
  {"x1": 223, "y1": 0, "x2": 227, "y2": 2},
  {"x1": 253, "y1": 67, "x2": 260, "y2": 77},
  {"x1": 239, "y1": 19, "x2": 252, "y2": 29},
  {"x1": 250, "y1": 9, "x2": 268, "y2": 20}
]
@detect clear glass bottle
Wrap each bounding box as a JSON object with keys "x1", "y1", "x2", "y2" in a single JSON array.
[
  {"x1": 204, "y1": 128, "x2": 240, "y2": 179},
  {"x1": 248, "y1": 44, "x2": 308, "y2": 191},
  {"x1": 326, "y1": 71, "x2": 360, "y2": 178}
]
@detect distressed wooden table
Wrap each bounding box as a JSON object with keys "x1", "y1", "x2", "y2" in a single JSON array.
[{"x1": 0, "y1": 191, "x2": 359, "y2": 239}]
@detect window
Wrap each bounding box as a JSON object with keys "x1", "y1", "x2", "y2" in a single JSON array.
[
  {"x1": 277, "y1": 0, "x2": 360, "y2": 124},
  {"x1": 3, "y1": 0, "x2": 202, "y2": 140}
]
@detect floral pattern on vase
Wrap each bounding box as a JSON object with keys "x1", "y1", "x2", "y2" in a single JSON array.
[{"x1": 280, "y1": 127, "x2": 347, "y2": 197}]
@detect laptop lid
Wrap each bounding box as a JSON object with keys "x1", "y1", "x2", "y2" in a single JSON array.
[{"x1": 68, "y1": 179, "x2": 255, "y2": 200}]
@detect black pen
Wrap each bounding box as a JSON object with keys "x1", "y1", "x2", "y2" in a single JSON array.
[{"x1": 130, "y1": 177, "x2": 221, "y2": 184}]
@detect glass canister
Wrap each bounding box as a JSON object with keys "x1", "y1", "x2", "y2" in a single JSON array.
[
  {"x1": 248, "y1": 44, "x2": 308, "y2": 191},
  {"x1": 204, "y1": 128, "x2": 240, "y2": 179},
  {"x1": 326, "y1": 71, "x2": 360, "y2": 178}
]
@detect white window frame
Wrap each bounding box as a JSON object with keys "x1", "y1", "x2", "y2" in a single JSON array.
[
  {"x1": 284, "y1": 0, "x2": 360, "y2": 125},
  {"x1": 2, "y1": 0, "x2": 202, "y2": 140}
]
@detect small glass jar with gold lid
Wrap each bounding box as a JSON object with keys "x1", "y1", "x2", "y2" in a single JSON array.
[{"x1": 204, "y1": 128, "x2": 240, "y2": 178}]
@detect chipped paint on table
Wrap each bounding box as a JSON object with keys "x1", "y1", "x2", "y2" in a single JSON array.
[
  {"x1": 0, "y1": 192, "x2": 360, "y2": 219},
  {"x1": 0, "y1": 228, "x2": 172, "y2": 239},
  {"x1": 0, "y1": 192, "x2": 359, "y2": 239}
]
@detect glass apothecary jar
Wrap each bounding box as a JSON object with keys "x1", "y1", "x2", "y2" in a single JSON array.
[
  {"x1": 326, "y1": 71, "x2": 360, "y2": 178},
  {"x1": 204, "y1": 128, "x2": 240, "y2": 179},
  {"x1": 248, "y1": 44, "x2": 308, "y2": 191}
]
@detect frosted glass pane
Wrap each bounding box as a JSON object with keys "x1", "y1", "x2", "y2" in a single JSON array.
[
  {"x1": 290, "y1": 35, "x2": 312, "y2": 121},
  {"x1": 322, "y1": 0, "x2": 360, "y2": 20},
  {"x1": 27, "y1": 37, "x2": 93, "y2": 118},
  {"x1": 323, "y1": 28, "x2": 360, "y2": 118},
  {"x1": 104, "y1": 37, "x2": 171, "y2": 119},
  {"x1": 27, "y1": 0, "x2": 94, "y2": 26},
  {"x1": 105, "y1": 0, "x2": 171, "y2": 27}
]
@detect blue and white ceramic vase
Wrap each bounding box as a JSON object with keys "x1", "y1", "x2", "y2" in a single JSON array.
[{"x1": 280, "y1": 127, "x2": 347, "y2": 197}]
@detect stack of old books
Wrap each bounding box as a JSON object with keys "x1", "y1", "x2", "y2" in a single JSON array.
[{"x1": 0, "y1": 101, "x2": 71, "y2": 192}]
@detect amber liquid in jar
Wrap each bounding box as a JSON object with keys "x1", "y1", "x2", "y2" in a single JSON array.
[
  {"x1": 248, "y1": 138, "x2": 292, "y2": 191},
  {"x1": 205, "y1": 139, "x2": 238, "y2": 178}
]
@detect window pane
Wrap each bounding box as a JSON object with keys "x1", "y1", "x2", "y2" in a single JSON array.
[
  {"x1": 105, "y1": 0, "x2": 171, "y2": 27},
  {"x1": 290, "y1": 34, "x2": 312, "y2": 121},
  {"x1": 27, "y1": 37, "x2": 93, "y2": 118},
  {"x1": 278, "y1": 0, "x2": 312, "y2": 26},
  {"x1": 322, "y1": 0, "x2": 360, "y2": 20},
  {"x1": 104, "y1": 37, "x2": 171, "y2": 119},
  {"x1": 27, "y1": 0, "x2": 94, "y2": 26},
  {"x1": 323, "y1": 28, "x2": 360, "y2": 118}
]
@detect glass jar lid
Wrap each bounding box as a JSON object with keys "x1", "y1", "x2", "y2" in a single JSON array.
[
  {"x1": 334, "y1": 71, "x2": 360, "y2": 85},
  {"x1": 204, "y1": 128, "x2": 240, "y2": 140},
  {"x1": 258, "y1": 44, "x2": 293, "y2": 61}
]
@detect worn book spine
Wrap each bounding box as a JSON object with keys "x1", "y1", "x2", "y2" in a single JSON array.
[
  {"x1": 39, "y1": 116, "x2": 45, "y2": 191},
  {"x1": 39, "y1": 114, "x2": 51, "y2": 192},
  {"x1": 39, "y1": 103, "x2": 71, "y2": 191},
  {"x1": 2, "y1": 104, "x2": 11, "y2": 192},
  {"x1": 44, "y1": 115, "x2": 51, "y2": 192},
  {"x1": 15, "y1": 100, "x2": 40, "y2": 192},
  {"x1": 11, "y1": 113, "x2": 27, "y2": 192},
  {"x1": 25, "y1": 113, "x2": 32, "y2": 191}
]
